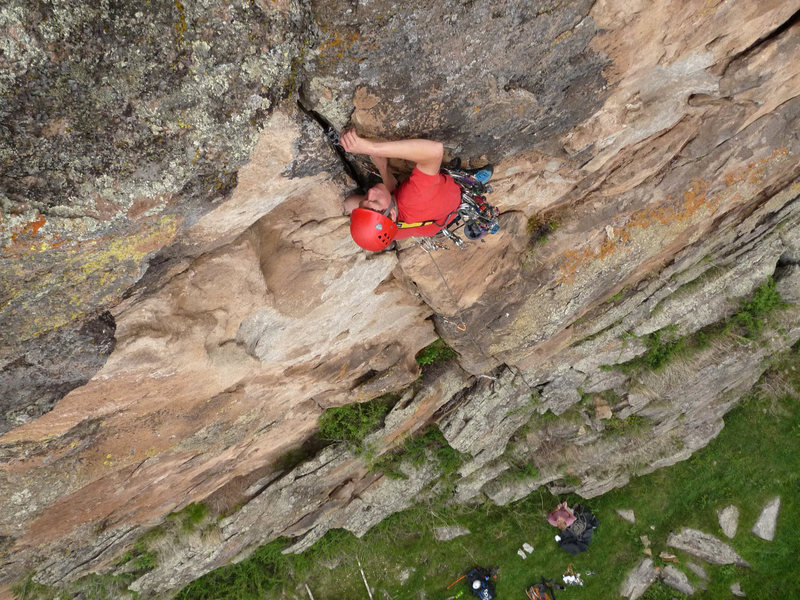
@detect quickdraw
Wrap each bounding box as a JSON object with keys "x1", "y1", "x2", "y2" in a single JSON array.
[
  {"x1": 435, "y1": 166, "x2": 500, "y2": 250},
  {"x1": 440, "y1": 314, "x2": 467, "y2": 331}
]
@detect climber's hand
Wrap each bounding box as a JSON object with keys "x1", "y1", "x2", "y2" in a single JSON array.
[{"x1": 340, "y1": 129, "x2": 372, "y2": 155}]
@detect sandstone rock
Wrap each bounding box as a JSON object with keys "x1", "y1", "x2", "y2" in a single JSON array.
[
  {"x1": 751, "y1": 497, "x2": 781, "y2": 541},
  {"x1": 620, "y1": 558, "x2": 658, "y2": 600},
  {"x1": 661, "y1": 565, "x2": 695, "y2": 596},
  {"x1": 440, "y1": 368, "x2": 536, "y2": 477},
  {"x1": 718, "y1": 505, "x2": 739, "y2": 538},
  {"x1": 658, "y1": 551, "x2": 678, "y2": 563},
  {"x1": 617, "y1": 509, "x2": 636, "y2": 523},
  {"x1": 667, "y1": 528, "x2": 750, "y2": 566},
  {"x1": 539, "y1": 369, "x2": 585, "y2": 415},
  {"x1": 433, "y1": 526, "x2": 470, "y2": 542},
  {"x1": 0, "y1": 0, "x2": 314, "y2": 351},
  {"x1": 633, "y1": 237, "x2": 785, "y2": 337},
  {"x1": 0, "y1": 313, "x2": 116, "y2": 435},
  {"x1": 462, "y1": 461, "x2": 527, "y2": 505}
]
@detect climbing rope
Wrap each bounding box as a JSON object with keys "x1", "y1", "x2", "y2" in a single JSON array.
[
  {"x1": 419, "y1": 243, "x2": 502, "y2": 381},
  {"x1": 420, "y1": 243, "x2": 467, "y2": 330},
  {"x1": 417, "y1": 242, "x2": 541, "y2": 392}
]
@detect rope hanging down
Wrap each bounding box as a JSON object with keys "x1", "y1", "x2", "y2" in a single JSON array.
[{"x1": 419, "y1": 243, "x2": 544, "y2": 392}]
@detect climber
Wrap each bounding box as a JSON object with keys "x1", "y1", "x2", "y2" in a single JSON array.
[{"x1": 340, "y1": 129, "x2": 492, "y2": 251}]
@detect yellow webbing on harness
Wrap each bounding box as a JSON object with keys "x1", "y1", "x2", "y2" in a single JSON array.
[{"x1": 396, "y1": 220, "x2": 437, "y2": 229}]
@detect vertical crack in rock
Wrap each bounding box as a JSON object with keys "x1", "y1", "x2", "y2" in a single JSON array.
[
  {"x1": 295, "y1": 99, "x2": 369, "y2": 189},
  {"x1": 0, "y1": 312, "x2": 116, "y2": 435}
]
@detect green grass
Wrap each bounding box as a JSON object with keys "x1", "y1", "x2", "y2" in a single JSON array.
[
  {"x1": 603, "y1": 414, "x2": 651, "y2": 438},
  {"x1": 415, "y1": 339, "x2": 458, "y2": 367},
  {"x1": 317, "y1": 395, "x2": 395, "y2": 449},
  {"x1": 167, "y1": 502, "x2": 208, "y2": 532},
  {"x1": 526, "y1": 217, "x2": 560, "y2": 244},
  {"x1": 497, "y1": 460, "x2": 540, "y2": 483},
  {"x1": 175, "y1": 347, "x2": 800, "y2": 600},
  {"x1": 611, "y1": 277, "x2": 787, "y2": 374},
  {"x1": 12, "y1": 572, "x2": 142, "y2": 600},
  {"x1": 371, "y1": 425, "x2": 466, "y2": 480},
  {"x1": 729, "y1": 276, "x2": 785, "y2": 336},
  {"x1": 642, "y1": 581, "x2": 688, "y2": 600},
  {"x1": 607, "y1": 285, "x2": 631, "y2": 304}
]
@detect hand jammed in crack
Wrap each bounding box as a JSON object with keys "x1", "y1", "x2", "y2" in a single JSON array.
[
  {"x1": 341, "y1": 128, "x2": 461, "y2": 252},
  {"x1": 339, "y1": 129, "x2": 372, "y2": 156}
]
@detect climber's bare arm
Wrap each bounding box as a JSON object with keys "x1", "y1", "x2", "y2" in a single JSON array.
[
  {"x1": 370, "y1": 155, "x2": 397, "y2": 193},
  {"x1": 341, "y1": 129, "x2": 443, "y2": 176}
]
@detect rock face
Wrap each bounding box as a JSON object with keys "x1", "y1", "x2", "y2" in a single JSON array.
[
  {"x1": 1, "y1": 0, "x2": 800, "y2": 596},
  {"x1": 667, "y1": 528, "x2": 750, "y2": 567},
  {"x1": 617, "y1": 509, "x2": 636, "y2": 524}
]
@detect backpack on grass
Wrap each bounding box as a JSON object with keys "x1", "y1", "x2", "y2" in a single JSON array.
[{"x1": 526, "y1": 578, "x2": 557, "y2": 600}]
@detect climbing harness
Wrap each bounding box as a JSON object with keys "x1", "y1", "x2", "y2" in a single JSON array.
[
  {"x1": 397, "y1": 218, "x2": 440, "y2": 229},
  {"x1": 396, "y1": 164, "x2": 499, "y2": 247}
]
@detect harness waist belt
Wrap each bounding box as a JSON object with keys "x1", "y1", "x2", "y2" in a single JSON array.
[{"x1": 396, "y1": 219, "x2": 438, "y2": 229}]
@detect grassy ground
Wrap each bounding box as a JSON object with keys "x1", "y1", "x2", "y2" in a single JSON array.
[{"x1": 176, "y1": 346, "x2": 800, "y2": 600}]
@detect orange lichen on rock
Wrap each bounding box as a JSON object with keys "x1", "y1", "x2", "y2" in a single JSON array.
[
  {"x1": 723, "y1": 146, "x2": 788, "y2": 186},
  {"x1": 25, "y1": 214, "x2": 46, "y2": 235},
  {"x1": 2, "y1": 214, "x2": 48, "y2": 254},
  {"x1": 316, "y1": 29, "x2": 360, "y2": 67},
  {"x1": 557, "y1": 145, "x2": 792, "y2": 285},
  {"x1": 558, "y1": 178, "x2": 716, "y2": 284}
]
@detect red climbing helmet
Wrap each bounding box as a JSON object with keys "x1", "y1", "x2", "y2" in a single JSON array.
[{"x1": 350, "y1": 208, "x2": 398, "y2": 251}]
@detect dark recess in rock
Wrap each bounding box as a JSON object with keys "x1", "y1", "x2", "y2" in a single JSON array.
[{"x1": 0, "y1": 312, "x2": 116, "y2": 435}]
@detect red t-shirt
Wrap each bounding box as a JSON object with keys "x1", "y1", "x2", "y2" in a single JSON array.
[{"x1": 393, "y1": 167, "x2": 461, "y2": 239}]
